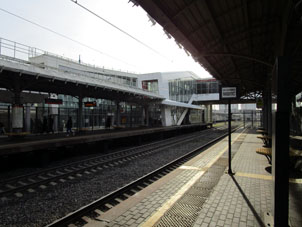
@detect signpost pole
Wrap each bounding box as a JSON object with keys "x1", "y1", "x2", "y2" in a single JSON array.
[
  {"x1": 220, "y1": 86, "x2": 236, "y2": 175},
  {"x1": 228, "y1": 99, "x2": 233, "y2": 175}
]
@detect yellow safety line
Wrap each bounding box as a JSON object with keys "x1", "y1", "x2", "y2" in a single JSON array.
[
  {"x1": 235, "y1": 172, "x2": 302, "y2": 184},
  {"x1": 140, "y1": 131, "x2": 245, "y2": 227},
  {"x1": 235, "y1": 172, "x2": 273, "y2": 180},
  {"x1": 179, "y1": 166, "x2": 204, "y2": 171}
]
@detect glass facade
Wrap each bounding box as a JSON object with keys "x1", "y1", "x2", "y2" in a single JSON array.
[
  {"x1": 142, "y1": 80, "x2": 159, "y2": 94},
  {"x1": 169, "y1": 79, "x2": 196, "y2": 103},
  {"x1": 196, "y1": 79, "x2": 220, "y2": 94},
  {"x1": 168, "y1": 78, "x2": 220, "y2": 103}
]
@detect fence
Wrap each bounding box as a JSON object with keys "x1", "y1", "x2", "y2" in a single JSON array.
[{"x1": 0, "y1": 104, "x2": 146, "y2": 134}]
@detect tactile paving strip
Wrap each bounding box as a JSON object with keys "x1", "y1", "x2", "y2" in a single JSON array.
[{"x1": 155, "y1": 158, "x2": 227, "y2": 227}]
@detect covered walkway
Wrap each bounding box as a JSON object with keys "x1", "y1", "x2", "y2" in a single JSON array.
[{"x1": 82, "y1": 127, "x2": 302, "y2": 226}]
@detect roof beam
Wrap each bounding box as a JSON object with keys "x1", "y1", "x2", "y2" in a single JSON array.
[
  {"x1": 276, "y1": 0, "x2": 293, "y2": 56},
  {"x1": 201, "y1": 1, "x2": 239, "y2": 80}
]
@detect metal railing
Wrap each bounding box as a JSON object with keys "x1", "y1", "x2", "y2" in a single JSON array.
[{"x1": 0, "y1": 37, "x2": 159, "y2": 95}]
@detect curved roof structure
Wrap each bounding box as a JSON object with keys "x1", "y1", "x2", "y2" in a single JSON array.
[{"x1": 134, "y1": 0, "x2": 302, "y2": 98}]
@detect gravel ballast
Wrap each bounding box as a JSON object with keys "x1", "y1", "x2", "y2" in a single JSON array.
[{"x1": 0, "y1": 129, "x2": 227, "y2": 226}]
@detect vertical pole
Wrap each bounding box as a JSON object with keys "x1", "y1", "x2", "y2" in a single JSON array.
[
  {"x1": 58, "y1": 107, "x2": 60, "y2": 132},
  {"x1": 130, "y1": 105, "x2": 133, "y2": 128},
  {"x1": 25, "y1": 104, "x2": 31, "y2": 132},
  {"x1": 251, "y1": 110, "x2": 254, "y2": 128},
  {"x1": 116, "y1": 101, "x2": 120, "y2": 127},
  {"x1": 8, "y1": 105, "x2": 11, "y2": 132},
  {"x1": 228, "y1": 99, "x2": 233, "y2": 175},
  {"x1": 243, "y1": 110, "x2": 245, "y2": 128},
  {"x1": 272, "y1": 57, "x2": 290, "y2": 226},
  {"x1": 92, "y1": 108, "x2": 94, "y2": 131},
  {"x1": 78, "y1": 96, "x2": 83, "y2": 131}
]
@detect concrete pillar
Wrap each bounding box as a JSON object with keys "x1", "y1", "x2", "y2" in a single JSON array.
[
  {"x1": 12, "y1": 91, "x2": 23, "y2": 133},
  {"x1": 160, "y1": 105, "x2": 172, "y2": 126}
]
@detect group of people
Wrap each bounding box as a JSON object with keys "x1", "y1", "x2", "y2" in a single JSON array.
[
  {"x1": 0, "y1": 116, "x2": 73, "y2": 136},
  {"x1": 41, "y1": 116, "x2": 73, "y2": 136}
]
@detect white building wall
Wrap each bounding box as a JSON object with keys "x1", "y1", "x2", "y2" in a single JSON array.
[{"x1": 29, "y1": 54, "x2": 138, "y2": 79}]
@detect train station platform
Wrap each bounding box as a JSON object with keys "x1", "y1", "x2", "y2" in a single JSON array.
[
  {"x1": 0, "y1": 124, "x2": 210, "y2": 156},
  {"x1": 83, "y1": 128, "x2": 302, "y2": 227}
]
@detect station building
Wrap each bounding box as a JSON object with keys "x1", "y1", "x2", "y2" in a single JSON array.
[{"x1": 0, "y1": 47, "x2": 219, "y2": 133}]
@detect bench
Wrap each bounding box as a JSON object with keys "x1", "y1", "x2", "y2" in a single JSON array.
[
  {"x1": 256, "y1": 147, "x2": 272, "y2": 164},
  {"x1": 257, "y1": 135, "x2": 272, "y2": 147}
]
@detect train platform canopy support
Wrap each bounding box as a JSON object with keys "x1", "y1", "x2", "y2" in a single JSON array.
[{"x1": 271, "y1": 57, "x2": 291, "y2": 226}]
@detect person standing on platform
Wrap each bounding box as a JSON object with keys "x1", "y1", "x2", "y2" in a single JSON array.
[
  {"x1": 0, "y1": 122, "x2": 5, "y2": 134},
  {"x1": 66, "y1": 116, "x2": 73, "y2": 136}
]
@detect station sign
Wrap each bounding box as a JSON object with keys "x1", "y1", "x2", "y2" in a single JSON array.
[
  {"x1": 220, "y1": 87, "x2": 238, "y2": 99},
  {"x1": 84, "y1": 101, "x2": 97, "y2": 107},
  {"x1": 45, "y1": 98, "x2": 63, "y2": 104}
]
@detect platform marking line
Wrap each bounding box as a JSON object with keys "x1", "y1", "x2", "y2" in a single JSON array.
[
  {"x1": 235, "y1": 172, "x2": 302, "y2": 184},
  {"x1": 179, "y1": 166, "x2": 204, "y2": 171},
  {"x1": 140, "y1": 131, "x2": 245, "y2": 227},
  {"x1": 235, "y1": 172, "x2": 273, "y2": 181}
]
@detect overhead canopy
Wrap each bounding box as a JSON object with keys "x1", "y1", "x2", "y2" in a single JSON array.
[{"x1": 134, "y1": 0, "x2": 302, "y2": 98}]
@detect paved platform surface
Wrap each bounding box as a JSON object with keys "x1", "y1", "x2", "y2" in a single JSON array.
[{"x1": 82, "y1": 128, "x2": 302, "y2": 227}]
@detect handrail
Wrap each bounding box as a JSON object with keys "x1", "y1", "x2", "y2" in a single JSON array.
[
  {"x1": 0, "y1": 37, "x2": 162, "y2": 96},
  {"x1": 0, "y1": 37, "x2": 138, "y2": 77}
]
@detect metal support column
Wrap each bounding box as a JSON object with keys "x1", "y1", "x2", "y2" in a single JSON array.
[
  {"x1": 130, "y1": 105, "x2": 133, "y2": 128},
  {"x1": 25, "y1": 104, "x2": 31, "y2": 132},
  {"x1": 228, "y1": 99, "x2": 233, "y2": 175},
  {"x1": 243, "y1": 110, "x2": 245, "y2": 128},
  {"x1": 78, "y1": 95, "x2": 83, "y2": 131},
  {"x1": 251, "y1": 110, "x2": 254, "y2": 128},
  {"x1": 116, "y1": 101, "x2": 120, "y2": 127},
  {"x1": 145, "y1": 105, "x2": 149, "y2": 126},
  {"x1": 267, "y1": 89, "x2": 272, "y2": 136},
  {"x1": 263, "y1": 94, "x2": 268, "y2": 131},
  {"x1": 272, "y1": 57, "x2": 290, "y2": 226}
]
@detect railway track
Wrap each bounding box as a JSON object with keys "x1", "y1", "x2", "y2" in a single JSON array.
[
  {"x1": 46, "y1": 125, "x2": 242, "y2": 227},
  {"x1": 0, "y1": 127, "x2": 229, "y2": 199}
]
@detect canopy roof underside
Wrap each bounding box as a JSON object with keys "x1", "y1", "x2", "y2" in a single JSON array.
[{"x1": 135, "y1": 0, "x2": 302, "y2": 98}]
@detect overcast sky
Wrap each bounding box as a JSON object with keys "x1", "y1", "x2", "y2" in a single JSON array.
[{"x1": 0, "y1": 0, "x2": 211, "y2": 77}]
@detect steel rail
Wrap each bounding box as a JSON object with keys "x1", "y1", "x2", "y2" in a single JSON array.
[
  {"x1": 46, "y1": 125, "x2": 241, "y2": 227},
  {"x1": 0, "y1": 128, "x2": 220, "y2": 197}
]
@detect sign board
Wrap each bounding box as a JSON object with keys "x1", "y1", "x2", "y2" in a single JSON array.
[
  {"x1": 220, "y1": 87, "x2": 237, "y2": 99},
  {"x1": 45, "y1": 98, "x2": 63, "y2": 105},
  {"x1": 84, "y1": 101, "x2": 96, "y2": 107}
]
